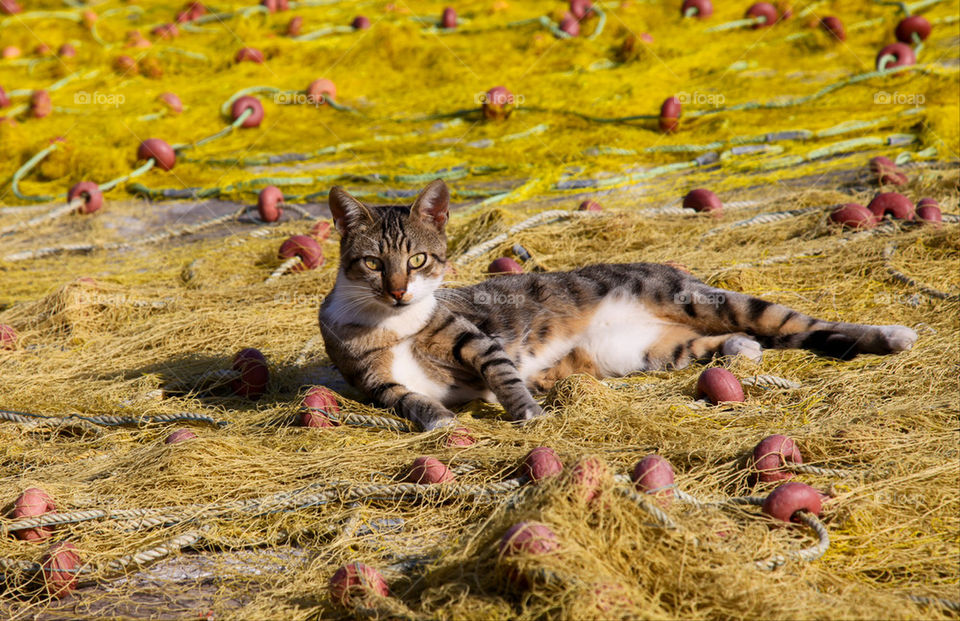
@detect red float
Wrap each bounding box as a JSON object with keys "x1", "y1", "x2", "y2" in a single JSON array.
[
  {"x1": 138, "y1": 138, "x2": 176, "y2": 171},
  {"x1": 482, "y1": 86, "x2": 515, "y2": 121},
  {"x1": 30, "y1": 90, "x2": 52, "y2": 118},
  {"x1": 895, "y1": 16, "x2": 931, "y2": 43},
  {"x1": 11, "y1": 487, "x2": 57, "y2": 542},
  {"x1": 568, "y1": 456, "x2": 607, "y2": 503},
  {"x1": 158, "y1": 92, "x2": 183, "y2": 114},
  {"x1": 867, "y1": 192, "x2": 914, "y2": 220},
  {"x1": 0, "y1": 324, "x2": 16, "y2": 350},
  {"x1": 406, "y1": 456, "x2": 456, "y2": 484},
  {"x1": 751, "y1": 434, "x2": 802, "y2": 482},
  {"x1": 164, "y1": 428, "x2": 197, "y2": 444},
  {"x1": 682, "y1": 188, "x2": 722, "y2": 215},
  {"x1": 352, "y1": 15, "x2": 371, "y2": 29},
  {"x1": 569, "y1": 0, "x2": 592, "y2": 20},
  {"x1": 819, "y1": 16, "x2": 845, "y2": 41},
  {"x1": 235, "y1": 47, "x2": 264, "y2": 64},
  {"x1": 829, "y1": 203, "x2": 876, "y2": 229},
  {"x1": 57, "y1": 44, "x2": 77, "y2": 58},
  {"x1": 631, "y1": 454, "x2": 675, "y2": 497},
  {"x1": 279, "y1": 235, "x2": 324, "y2": 270},
  {"x1": 681, "y1": 0, "x2": 713, "y2": 19},
  {"x1": 310, "y1": 220, "x2": 333, "y2": 241},
  {"x1": 68, "y1": 182, "x2": 104, "y2": 215},
  {"x1": 0, "y1": 0, "x2": 22, "y2": 14},
  {"x1": 329, "y1": 562, "x2": 390, "y2": 607},
  {"x1": 41, "y1": 542, "x2": 80, "y2": 597},
  {"x1": 0, "y1": 85, "x2": 8, "y2": 108},
  {"x1": 257, "y1": 186, "x2": 284, "y2": 222},
  {"x1": 487, "y1": 257, "x2": 523, "y2": 275},
  {"x1": 522, "y1": 446, "x2": 564, "y2": 482},
  {"x1": 499, "y1": 521, "x2": 559, "y2": 558},
  {"x1": 231, "y1": 348, "x2": 270, "y2": 399},
  {"x1": 231, "y1": 96, "x2": 264, "y2": 128},
  {"x1": 307, "y1": 78, "x2": 337, "y2": 105},
  {"x1": 286, "y1": 16, "x2": 303, "y2": 36},
  {"x1": 745, "y1": 3, "x2": 778, "y2": 29},
  {"x1": 440, "y1": 7, "x2": 457, "y2": 29},
  {"x1": 869, "y1": 156, "x2": 907, "y2": 186},
  {"x1": 659, "y1": 96, "x2": 681, "y2": 133},
  {"x1": 299, "y1": 386, "x2": 339, "y2": 428},
  {"x1": 696, "y1": 368, "x2": 744, "y2": 404},
  {"x1": 152, "y1": 23, "x2": 179, "y2": 39},
  {"x1": 578, "y1": 200, "x2": 602, "y2": 212},
  {"x1": 559, "y1": 13, "x2": 580, "y2": 36},
  {"x1": 876, "y1": 42, "x2": 915, "y2": 70},
  {"x1": 916, "y1": 198, "x2": 942, "y2": 226},
  {"x1": 762, "y1": 481, "x2": 822, "y2": 523},
  {"x1": 446, "y1": 427, "x2": 476, "y2": 447}
]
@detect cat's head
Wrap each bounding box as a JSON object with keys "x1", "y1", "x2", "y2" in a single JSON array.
[{"x1": 328, "y1": 179, "x2": 448, "y2": 309}]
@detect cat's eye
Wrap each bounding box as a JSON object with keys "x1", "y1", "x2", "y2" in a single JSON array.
[
  {"x1": 363, "y1": 257, "x2": 383, "y2": 271},
  {"x1": 408, "y1": 253, "x2": 427, "y2": 269}
]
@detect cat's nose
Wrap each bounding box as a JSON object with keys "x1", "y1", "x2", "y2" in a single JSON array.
[{"x1": 389, "y1": 289, "x2": 406, "y2": 301}]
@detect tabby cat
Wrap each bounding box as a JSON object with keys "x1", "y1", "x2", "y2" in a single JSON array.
[{"x1": 319, "y1": 180, "x2": 917, "y2": 431}]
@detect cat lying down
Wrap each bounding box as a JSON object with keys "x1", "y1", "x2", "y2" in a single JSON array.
[{"x1": 319, "y1": 180, "x2": 917, "y2": 431}]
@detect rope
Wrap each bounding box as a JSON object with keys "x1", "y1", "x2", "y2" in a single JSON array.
[
  {"x1": 3, "y1": 208, "x2": 248, "y2": 262},
  {"x1": 324, "y1": 411, "x2": 412, "y2": 432},
  {"x1": 702, "y1": 208, "x2": 821, "y2": 238},
  {"x1": 264, "y1": 257, "x2": 303, "y2": 284},
  {"x1": 453, "y1": 210, "x2": 602, "y2": 266},
  {"x1": 0, "y1": 200, "x2": 82, "y2": 236},
  {"x1": 883, "y1": 244, "x2": 960, "y2": 301},
  {"x1": 0, "y1": 408, "x2": 227, "y2": 430},
  {"x1": 754, "y1": 512, "x2": 830, "y2": 571},
  {"x1": 907, "y1": 595, "x2": 960, "y2": 613},
  {"x1": 785, "y1": 463, "x2": 854, "y2": 478},
  {"x1": 739, "y1": 375, "x2": 802, "y2": 390}
]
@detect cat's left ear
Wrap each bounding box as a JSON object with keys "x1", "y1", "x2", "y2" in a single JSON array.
[{"x1": 410, "y1": 179, "x2": 449, "y2": 231}]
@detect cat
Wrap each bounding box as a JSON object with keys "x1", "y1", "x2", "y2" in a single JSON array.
[{"x1": 319, "y1": 179, "x2": 918, "y2": 431}]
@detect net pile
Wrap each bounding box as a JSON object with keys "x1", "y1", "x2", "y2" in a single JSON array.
[{"x1": 0, "y1": 0, "x2": 957, "y2": 618}]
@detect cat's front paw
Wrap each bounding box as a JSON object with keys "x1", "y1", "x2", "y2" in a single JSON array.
[
  {"x1": 418, "y1": 411, "x2": 457, "y2": 432},
  {"x1": 510, "y1": 402, "x2": 545, "y2": 422}
]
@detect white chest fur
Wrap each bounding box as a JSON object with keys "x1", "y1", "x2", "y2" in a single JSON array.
[{"x1": 390, "y1": 340, "x2": 450, "y2": 402}]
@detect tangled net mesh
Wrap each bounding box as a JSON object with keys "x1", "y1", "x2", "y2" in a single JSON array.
[{"x1": 0, "y1": 0, "x2": 958, "y2": 618}]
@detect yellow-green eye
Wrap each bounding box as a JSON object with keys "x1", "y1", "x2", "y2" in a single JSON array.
[
  {"x1": 363, "y1": 257, "x2": 382, "y2": 271},
  {"x1": 408, "y1": 253, "x2": 427, "y2": 269}
]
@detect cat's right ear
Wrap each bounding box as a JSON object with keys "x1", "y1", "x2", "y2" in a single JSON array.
[{"x1": 328, "y1": 186, "x2": 373, "y2": 236}]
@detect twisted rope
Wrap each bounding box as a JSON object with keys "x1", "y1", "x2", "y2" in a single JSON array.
[
  {"x1": 264, "y1": 257, "x2": 303, "y2": 284},
  {"x1": 2, "y1": 208, "x2": 247, "y2": 262},
  {"x1": 754, "y1": 512, "x2": 830, "y2": 570},
  {"x1": 325, "y1": 411, "x2": 412, "y2": 432},
  {"x1": 453, "y1": 210, "x2": 601, "y2": 266},
  {"x1": 883, "y1": 244, "x2": 960, "y2": 302},
  {"x1": 703, "y1": 208, "x2": 821, "y2": 238},
  {"x1": 0, "y1": 408, "x2": 227, "y2": 430},
  {"x1": 740, "y1": 375, "x2": 802, "y2": 390}
]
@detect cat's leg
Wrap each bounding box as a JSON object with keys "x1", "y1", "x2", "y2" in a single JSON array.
[
  {"x1": 365, "y1": 379, "x2": 457, "y2": 431},
  {"x1": 448, "y1": 325, "x2": 544, "y2": 422},
  {"x1": 656, "y1": 269, "x2": 917, "y2": 358},
  {"x1": 643, "y1": 332, "x2": 763, "y2": 370}
]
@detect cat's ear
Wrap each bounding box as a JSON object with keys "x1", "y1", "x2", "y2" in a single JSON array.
[
  {"x1": 328, "y1": 186, "x2": 373, "y2": 236},
  {"x1": 410, "y1": 179, "x2": 449, "y2": 231}
]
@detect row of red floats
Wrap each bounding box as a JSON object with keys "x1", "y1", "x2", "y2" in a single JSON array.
[
  {"x1": 325, "y1": 432, "x2": 820, "y2": 606},
  {"x1": 4, "y1": 433, "x2": 817, "y2": 598}
]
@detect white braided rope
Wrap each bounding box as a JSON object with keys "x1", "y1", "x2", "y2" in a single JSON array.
[
  {"x1": 0, "y1": 199, "x2": 83, "y2": 237},
  {"x1": 265, "y1": 256, "x2": 303, "y2": 284},
  {"x1": 740, "y1": 375, "x2": 801, "y2": 390},
  {"x1": 454, "y1": 210, "x2": 601, "y2": 266}
]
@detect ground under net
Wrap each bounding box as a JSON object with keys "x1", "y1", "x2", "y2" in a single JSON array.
[{"x1": 0, "y1": 0, "x2": 958, "y2": 619}]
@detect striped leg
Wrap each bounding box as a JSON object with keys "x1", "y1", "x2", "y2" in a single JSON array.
[
  {"x1": 368, "y1": 380, "x2": 456, "y2": 431},
  {"x1": 450, "y1": 325, "x2": 543, "y2": 422}
]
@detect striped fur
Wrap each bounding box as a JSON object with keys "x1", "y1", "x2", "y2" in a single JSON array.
[{"x1": 319, "y1": 180, "x2": 918, "y2": 430}]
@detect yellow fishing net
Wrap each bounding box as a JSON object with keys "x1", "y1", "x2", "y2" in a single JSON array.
[{"x1": 0, "y1": 0, "x2": 957, "y2": 618}]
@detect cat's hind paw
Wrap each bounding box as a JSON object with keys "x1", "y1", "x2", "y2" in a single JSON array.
[
  {"x1": 722, "y1": 335, "x2": 763, "y2": 363},
  {"x1": 877, "y1": 325, "x2": 918, "y2": 353}
]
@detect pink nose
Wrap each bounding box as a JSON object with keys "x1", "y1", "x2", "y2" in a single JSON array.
[{"x1": 390, "y1": 289, "x2": 406, "y2": 301}]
